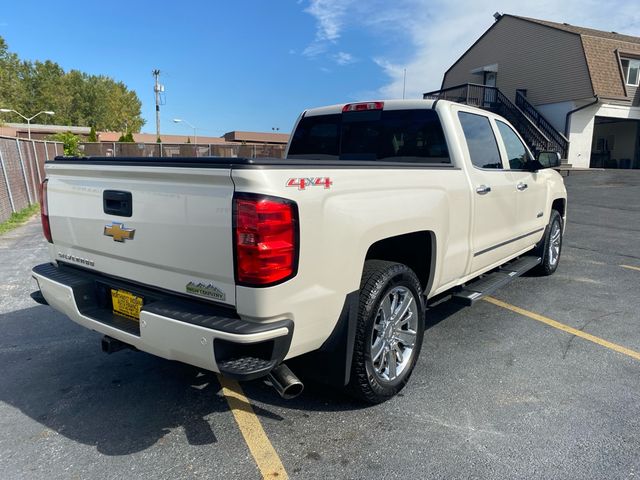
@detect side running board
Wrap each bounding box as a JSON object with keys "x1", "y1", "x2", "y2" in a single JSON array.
[{"x1": 452, "y1": 256, "x2": 541, "y2": 306}]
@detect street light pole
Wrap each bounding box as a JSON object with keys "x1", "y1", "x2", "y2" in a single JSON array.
[
  {"x1": 0, "y1": 109, "x2": 55, "y2": 140},
  {"x1": 173, "y1": 118, "x2": 198, "y2": 156}
]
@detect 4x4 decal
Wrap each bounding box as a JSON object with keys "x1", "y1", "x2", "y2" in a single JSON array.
[{"x1": 286, "y1": 177, "x2": 333, "y2": 190}]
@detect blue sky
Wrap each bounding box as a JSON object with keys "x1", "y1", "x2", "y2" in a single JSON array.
[{"x1": 2, "y1": 1, "x2": 639, "y2": 137}]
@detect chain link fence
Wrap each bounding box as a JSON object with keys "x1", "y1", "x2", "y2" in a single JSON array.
[
  {"x1": 80, "y1": 142, "x2": 286, "y2": 159},
  {"x1": 0, "y1": 136, "x2": 63, "y2": 223},
  {"x1": 0, "y1": 138, "x2": 287, "y2": 224}
]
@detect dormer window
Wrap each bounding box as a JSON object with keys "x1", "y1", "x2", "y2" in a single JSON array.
[{"x1": 621, "y1": 58, "x2": 640, "y2": 86}]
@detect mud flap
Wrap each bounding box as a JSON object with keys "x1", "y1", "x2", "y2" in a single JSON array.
[{"x1": 290, "y1": 291, "x2": 359, "y2": 387}]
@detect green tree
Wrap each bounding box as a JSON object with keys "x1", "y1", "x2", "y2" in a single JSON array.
[
  {"x1": 118, "y1": 131, "x2": 135, "y2": 142},
  {"x1": 0, "y1": 36, "x2": 145, "y2": 132},
  {"x1": 0, "y1": 38, "x2": 27, "y2": 115},
  {"x1": 88, "y1": 125, "x2": 97, "y2": 142},
  {"x1": 21, "y1": 61, "x2": 68, "y2": 123}
]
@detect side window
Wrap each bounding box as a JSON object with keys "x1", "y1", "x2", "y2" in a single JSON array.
[
  {"x1": 457, "y1": 112, "x2": 503, "y2": 169},
  {"x1": 496, "y1": 120, "x2": 532, "y2": 169}
]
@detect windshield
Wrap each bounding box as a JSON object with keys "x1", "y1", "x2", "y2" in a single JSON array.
[{"x1": 287, "y1": 109, "x2": 450, "y2": 163}]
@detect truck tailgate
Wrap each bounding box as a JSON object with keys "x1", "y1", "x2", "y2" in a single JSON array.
[{"x1": 45, "y1": 162, "x2": 236, "y2": 306}]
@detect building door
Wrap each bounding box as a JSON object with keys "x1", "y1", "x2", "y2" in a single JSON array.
[{"x1": 483, "y1": 71, "x2": 497, "y2": 106}]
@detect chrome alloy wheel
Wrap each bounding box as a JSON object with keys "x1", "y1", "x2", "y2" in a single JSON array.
[
  {"x1": 370, "y1": 286, "x2": 419, "y2": 382},
  {"x1": 548, "y1": 220, "x2": 561, "y2": 267}
]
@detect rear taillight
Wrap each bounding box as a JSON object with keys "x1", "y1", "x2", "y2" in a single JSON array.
[
  {"x1": 233, "y1": 194, "x2": 298, "y2": 287},
  {"x1": 40, "y1": 179, "x2": 52, "y2": 243}
]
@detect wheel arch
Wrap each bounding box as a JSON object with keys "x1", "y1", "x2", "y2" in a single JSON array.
[
  {"x1": 364, "y1": 230, "x2": 436, "y2": 296},
  {"x1": 551, "y1": 197, "x2": 566, "y2": 218}
]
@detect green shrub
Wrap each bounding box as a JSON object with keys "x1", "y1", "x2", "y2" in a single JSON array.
[{"x1": 51, "y1": 131, "x2": 81, "y2": 156}]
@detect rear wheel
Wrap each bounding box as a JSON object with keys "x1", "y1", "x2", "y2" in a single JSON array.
[{"x1": 349, "y1": 260, "x2": 425, "y2": 404}]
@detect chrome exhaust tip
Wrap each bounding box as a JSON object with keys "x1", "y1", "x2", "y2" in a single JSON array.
[{"x1": 267, "y1": 363, "x2": 304, "y2": 400}]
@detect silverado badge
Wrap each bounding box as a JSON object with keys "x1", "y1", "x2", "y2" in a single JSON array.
[
  {"x1": 104, "y1": 222, "x2": 136, "y2": 242},
  {"x1": 186, "y1": 281, "x2": 226, "y2": 301}
]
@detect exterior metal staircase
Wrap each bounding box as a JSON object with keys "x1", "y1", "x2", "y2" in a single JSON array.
[{"x1": 423, "y1": 83, "x2": 569, "y2": 160}]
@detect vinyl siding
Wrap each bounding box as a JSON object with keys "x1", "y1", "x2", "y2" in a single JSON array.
[{"x1": 443, "y1": 16, "x2": 594, "y2": 105}]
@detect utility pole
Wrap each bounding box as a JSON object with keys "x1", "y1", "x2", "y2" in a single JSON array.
[
  {"x1": 403, "y1": 68, "x2": 407, "y2": 99},
  {"x1": 153, "y1": 69, "x2": 162, "y2": 141}
]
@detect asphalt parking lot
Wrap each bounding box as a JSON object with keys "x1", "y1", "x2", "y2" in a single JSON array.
[{"x1": 1, "y1": 170, "x2": 639, "y2": 479}]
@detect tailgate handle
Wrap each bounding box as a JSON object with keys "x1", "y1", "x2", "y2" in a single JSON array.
[{"x1": 103, "y1": 190, "x2": 132, "y2": 217}]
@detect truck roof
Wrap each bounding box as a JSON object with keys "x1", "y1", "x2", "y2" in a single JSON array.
[{"x1": 303, "y1": 99, "x2": 438, "y2": 117}]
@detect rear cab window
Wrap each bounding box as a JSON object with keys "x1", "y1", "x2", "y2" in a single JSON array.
[{"x1": 288, "y1": 108, "x2": 451, "y2": 164}]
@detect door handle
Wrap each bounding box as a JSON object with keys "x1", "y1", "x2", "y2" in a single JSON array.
[
  {"x1": 476, "y1": 185, "x2": 491, "y2": 195},
  {"x1": 516, "y1": 182, "x2": 528, "y2": 191},
  {"x1": 103, "y1": 190, "x2": 133, "y2": 217}
]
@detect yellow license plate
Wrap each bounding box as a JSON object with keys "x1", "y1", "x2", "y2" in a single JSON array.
[{"x1": 111, "y1": 289, "x2": 143, "y2": 321}]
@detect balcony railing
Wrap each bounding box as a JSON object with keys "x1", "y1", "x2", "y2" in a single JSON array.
[{"x1": 424, "y1": 83, "x2": 568, "y2": 158}]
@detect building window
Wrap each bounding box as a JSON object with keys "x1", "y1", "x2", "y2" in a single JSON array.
[{"x1": 621, "y1": 58, "x2": 640, "y2": 86}]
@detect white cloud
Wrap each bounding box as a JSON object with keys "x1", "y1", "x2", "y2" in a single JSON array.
[
  {"x1": 303, "y1": 0, "x2": 353, "y2": 56},
  {"x1": 374, "y1": 0, "x2": 640, "y2": 98},
  {"x1": 302, "y1": 0, "x2": 640, "y2": 98},
  {"x1": 334, "y1": 51, "x2": 355, "y2": 65}
]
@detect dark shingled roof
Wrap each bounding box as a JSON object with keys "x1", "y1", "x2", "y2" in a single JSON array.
[{"x1": 514, "y1": 16, "x2": 640, "y2": 45}]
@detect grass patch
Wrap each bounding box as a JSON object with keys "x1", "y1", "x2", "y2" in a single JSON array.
[{"x1": 0, "y1": 203, "x2": 40, "y2": 236}]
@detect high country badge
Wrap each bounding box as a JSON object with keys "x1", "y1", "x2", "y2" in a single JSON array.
[{"x1": 186, "y1": 281, "x2": 226, "y2": 301}]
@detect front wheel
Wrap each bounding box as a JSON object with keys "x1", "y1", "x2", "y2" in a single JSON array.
[
  {"x1": 534, "y1": 209, "x2": 563, "y2": 276},
  {"x1": 349, "y1": 260, "x2": 425, "y2": 404}
]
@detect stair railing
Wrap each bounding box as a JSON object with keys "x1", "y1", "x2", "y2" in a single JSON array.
[
  {"x1": 515, "y1": 92, "x2": 568, "y2": 158},
  {"x1": 424, "y1": 83, "x2": 569, "y2": 158}
]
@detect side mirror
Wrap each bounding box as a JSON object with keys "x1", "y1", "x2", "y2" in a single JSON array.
[{"x1": 536, "y1": 151, "x2": 561, "y2": 169}]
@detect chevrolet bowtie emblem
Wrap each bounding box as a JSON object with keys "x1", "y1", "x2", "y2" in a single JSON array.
[{"x1": 104, "y1": 222, "x2": 135, "y2": 242}]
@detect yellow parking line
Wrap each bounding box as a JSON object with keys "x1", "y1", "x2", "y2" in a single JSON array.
[
  {"x1": 620, "y1": 264, "x2": 640, "y2": 272},
  {"x1": 484, "y1": 296, "x2": 640, "y2": 362},
  {"x1": 217, "y1": 375, "x2": 288, "y2": 479}
]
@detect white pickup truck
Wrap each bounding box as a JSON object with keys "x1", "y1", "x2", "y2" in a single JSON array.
[{"x1": 32, "y1": 99, "x2": 567, "y2": 403}]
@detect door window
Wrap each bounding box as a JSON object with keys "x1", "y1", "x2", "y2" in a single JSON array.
[
  {"x1": 495, "y1": 120, "x2": 532, "y2": 169},
  {"x1": 458, "y1": 112, "x2": 503, "y2": 169}
]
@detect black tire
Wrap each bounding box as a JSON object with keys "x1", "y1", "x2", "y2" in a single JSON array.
[
  {"x1": 533, "y1": 209, "x2": 563, "y2": 276},
  {"x1": 348, "y1": 260, "x2": 425, "y2": 404}
]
